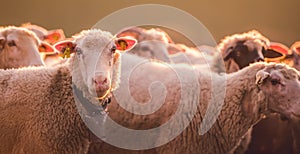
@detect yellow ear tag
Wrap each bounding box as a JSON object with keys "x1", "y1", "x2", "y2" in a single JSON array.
[
  {"x1": 53, "y1": 34, "x2": 59, "y2": 41},
  {"x1": 118, "y1": 40, "x2": 128, "y2": 50},
  {"x1": 61, "y1": 47, "x2": 71, "y2": 58}
]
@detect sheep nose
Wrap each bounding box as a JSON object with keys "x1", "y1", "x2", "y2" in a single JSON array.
[{"x1": 94, "y1": 76, "x2": 108, "y2": 86}]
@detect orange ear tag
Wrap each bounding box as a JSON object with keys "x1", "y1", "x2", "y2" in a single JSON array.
[{"x1": 115, "y1": 37, "x2": 137, "y2": 52}]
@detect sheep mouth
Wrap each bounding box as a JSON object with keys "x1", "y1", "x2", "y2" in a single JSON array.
[
  {"x1": 96, "y1": 89, "x2": 110, "y2": 99},
  {"x1": 94, "y1": 83, "x2": 110, "y2": 97},
  {"x1": 278, "y1": 112, "x2": 300, "y2": 121}
]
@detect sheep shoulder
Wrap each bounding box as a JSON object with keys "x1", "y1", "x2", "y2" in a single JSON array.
[{"x1": 0, "y1": 65, "x2": 90, "y2": 153}]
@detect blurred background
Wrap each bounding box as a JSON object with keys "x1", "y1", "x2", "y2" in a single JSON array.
[{"x1": 1, "y1": 0, "x2": 299, "y2": 46}]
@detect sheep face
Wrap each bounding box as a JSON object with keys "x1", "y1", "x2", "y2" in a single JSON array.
[
  {"x1": 219, "y1": 30, "x2": 269, "y2": 73},
  {"x1": 130, "y1": 40, "x2": 171, "y2": 62},
  {"x1": 224, "y1": 40, "x2": 265, "y2": 69},
  {"x1": 256, "y1": 64, "x2": 300, "y2": 120},
  {"x1": 0, "y1": 27, "x2": 50, "y2": 69},
  {"x1": 55, "y1": 29, "x2": 136, "y2": 100}
]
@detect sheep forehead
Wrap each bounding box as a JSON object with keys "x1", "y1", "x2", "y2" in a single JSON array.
[
  {"x1": 265, "y1": 64, "x2": 300, "y2": 80},
  {"x1": 21, "y1": 23, "x2": 48, "y2": 35},
  {"x1": 218, "y1": 30, "x2": 269, "y2": 53},
  {"x1": 2, "y1": 26, "x2": 40, "y2": 43},
  {"x1": 145, "y1": 29, "x2": 168, "y2": 42},
  {"x1": 74, "y1": 29, "x2": 114, "y2": 51}
]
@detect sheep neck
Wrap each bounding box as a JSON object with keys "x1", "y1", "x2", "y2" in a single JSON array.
[
  {"x1": 208, "y1": 64, "x2": 268, "y2": 153},
  {"x1": 72, "y1": 84, "x2": 110, "y2": 115}
]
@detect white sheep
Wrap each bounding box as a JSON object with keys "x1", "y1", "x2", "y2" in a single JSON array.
[
  {"x1": 0, "y1": 26, "x2": 56, "y2": 69},
  {"x1": 88, "y1": 53, "x2": 300, "y2": 154},
  {"x1": 0, "y1": 29, "x2": 136, "y2": 153}
]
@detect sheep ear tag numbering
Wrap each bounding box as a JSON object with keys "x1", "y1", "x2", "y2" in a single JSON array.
[
  {"x1": 115, "y1": 37, "x2": 137, "y2": 52},
  {"x1": 54, "y1": 40, "x2": 75, "y2": 59}
]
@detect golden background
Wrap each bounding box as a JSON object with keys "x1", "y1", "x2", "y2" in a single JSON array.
[{"x1": 1, "y1": 0, "x2": 299, "y2": 46}]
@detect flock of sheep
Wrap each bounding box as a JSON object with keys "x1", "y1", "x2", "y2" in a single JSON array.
[{"x1": 0, "y1": 23, "x2": 299, "y2": 154}]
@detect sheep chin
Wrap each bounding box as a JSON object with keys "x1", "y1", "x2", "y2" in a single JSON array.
[{"x1": 95, "y1": 88, "x2": 111, "y2": 100}]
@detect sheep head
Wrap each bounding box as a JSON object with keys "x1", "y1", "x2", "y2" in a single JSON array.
[
  {"x1": 219, "y1": 30, "x2": 269, "y2": 73},
  {"x1": 55, "y1": 29, "x2": 136, "y2": 103},
  {"x1": 117, "y1": 27, "x2": 174, "y2": 62},
  {"x1": 0, "y1": 26, "x2": 54, "y2": 69},
  {"x1": 255, "y1": 64, "x2": 300, "y2": 120},
  {"x1": 21, "y1": 23, "x2": 65, "y2": 45}
]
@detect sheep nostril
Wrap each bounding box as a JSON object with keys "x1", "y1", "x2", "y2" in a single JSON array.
[{"x1": 102, "y1": 78, "x2": 107, "y2": 84}]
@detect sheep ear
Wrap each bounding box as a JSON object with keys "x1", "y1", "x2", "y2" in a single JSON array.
[
  {"x1": 115, "y1": 37, "x2": 137, "y2": 52},
  {"x1": 116, "y1": 27, "x2": 143, "y2": 40},
  {"x1": 44, "y1": 29, "x2": 65, "y2": 44},
  {"x1": 291, "y1": 41, "x2": 300, "y2": 55},
  {"x1": 38, "y1": 41, "x2": 55, "y2": 54},
  {"x1": 270, "y1": 42, "x2": 290, "y2": 55},
  {"x1": 255, "y1": 69, "x2": 270, "y2": 86},
  {"x1": 263, "y1": 49, "x2": 285, "y2": 62},
  {"x1": 167, "y1": 44, "x2": 183, "y2": 54},
  {"x1": 54, "y1": 40, "x2": 76, "y2": 57},
  {"x1": 154, "y1": 28, "x2": 174, "y2": 44},
  {"x1": 263, "y1": 42, "x2": 289, "y2": 62}
]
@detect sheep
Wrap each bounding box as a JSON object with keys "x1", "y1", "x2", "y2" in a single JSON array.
[
  {"x1": 217, "y1": 30, "x2": 269, "y2": 73},
  {"x1": 0, "y1": 26, "x2": 56, "y2": 69},
  {"x1": 21, "y1": 23, "x2": 66, "y2": 45},
  {"x1": 20, "y1": 23, "x2": 69, "y2": 66},
  {"x1": 116, "y1": 26, "x2": 180, "y2": 62},
  {"x1": 218, "y1": 34, "x2": 298, "y2": 153},
  {"x1": 243, "y1": 41, "x2": 300, "y2": 154},
  {"x1": 88, "y1": 53, "x2": 300, "y2": 154},
  {"x1": 0, "y1": 29, "x2": 136, "y2": 153}
]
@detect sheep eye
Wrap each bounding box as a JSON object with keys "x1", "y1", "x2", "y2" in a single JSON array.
[
  {"x1": 236, "y1": 51, "x2": 241, "y2": 57},
  {"x1": 75, "y1": 47, "x2": 82, "y2": 55},
  {"x1": 271, "y1": 79, "x2": 280, "y2": 85},
  {"x1": 141, "y1": 46, "x2": 150, "y2": 51},
  {"x1": 8, "y1": 41, "x2": 16, "y2": 47},
  {"x1": 110, "y1": 45, "x2": 116, "y2": 53}
]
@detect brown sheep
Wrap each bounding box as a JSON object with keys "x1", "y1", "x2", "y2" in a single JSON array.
[{"x1": 218, "y1": 30, "x2": 269, "y2": 73}]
